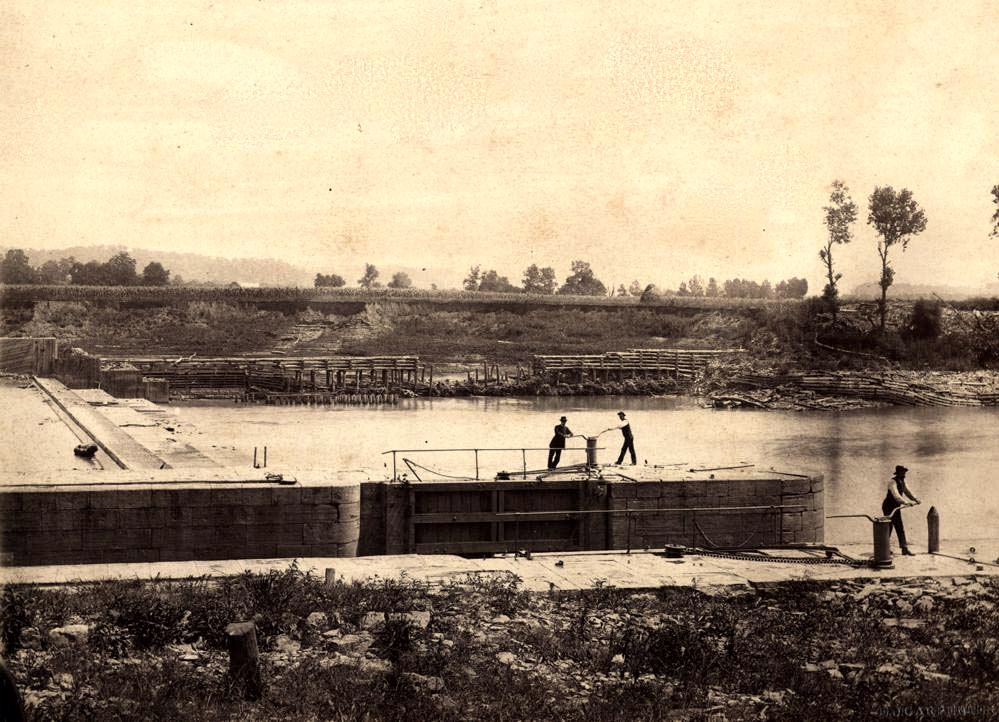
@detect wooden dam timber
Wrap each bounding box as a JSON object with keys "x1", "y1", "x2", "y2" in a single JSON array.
[{"x1": 532, "y1": 348, "x2": 744, "y2": 382}]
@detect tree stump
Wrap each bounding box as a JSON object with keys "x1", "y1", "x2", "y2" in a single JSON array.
[{"x1": 225, "y1": 621, "x2": 263, "y2": 701}]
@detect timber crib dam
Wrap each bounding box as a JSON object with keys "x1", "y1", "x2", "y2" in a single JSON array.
[{"x1": 718, "y1": 371, "x2": 999, "y2": 408}]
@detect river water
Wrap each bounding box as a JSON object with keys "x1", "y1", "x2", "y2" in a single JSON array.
[{"x1": 171, "y1": 397, "x2": 999, "y2": 547}]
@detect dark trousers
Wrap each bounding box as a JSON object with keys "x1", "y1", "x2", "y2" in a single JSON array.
[
  {"x1": 547, "y1": 447, "x2": 563, "y2": 469},
  {"x1": 616, "y1": 439, "x2": 636, "y2": 465},
  {"x1": 882, "y1": 497, "x2": 908, "y2": 548}
]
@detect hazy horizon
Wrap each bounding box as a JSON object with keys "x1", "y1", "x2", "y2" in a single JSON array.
[{"x1": 3, "y1": 1, "x2": 998, "y2": 294}]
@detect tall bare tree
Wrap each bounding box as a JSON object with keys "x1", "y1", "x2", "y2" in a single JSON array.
[
  {"x1": 867, "y1": 186, "x2": 927, "y2": 331},
  {"x1": 990, "y1": 184, "x2": 999, "y2": 238},
  {"x1": 820, "y1": 180, "x2": 857, "y2": 318}
]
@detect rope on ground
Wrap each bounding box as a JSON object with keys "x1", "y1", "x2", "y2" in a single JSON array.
[{"x1": 400, "y1": 458, "x2": 474, "y2": 481}]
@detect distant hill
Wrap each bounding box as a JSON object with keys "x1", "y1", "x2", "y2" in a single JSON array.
[
  {"x1": 849, "y1": 282, "x2": 999, "y2": 301},
  {"x1": 2, "y1": 246, "x2": 470, "y2": 289},
  {"x1": 3, "y1": 245, "x2": 314, "y2": 287}
]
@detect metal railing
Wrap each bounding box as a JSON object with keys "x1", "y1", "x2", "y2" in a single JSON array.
[{"x1": 381, "y1": 446, "x2": 604, "y2": 481}]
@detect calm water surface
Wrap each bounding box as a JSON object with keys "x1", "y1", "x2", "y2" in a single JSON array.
[{"x1": 172, "y1": 397, "x2": 999, "y2": 545}]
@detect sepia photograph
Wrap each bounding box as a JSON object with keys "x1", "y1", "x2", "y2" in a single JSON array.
[{"x1": 1, "y1": 1, "x2": 998, "y2": 719}]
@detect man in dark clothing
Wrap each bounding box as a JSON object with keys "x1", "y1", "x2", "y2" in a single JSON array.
[
  {"x1": 882, "y1": 464, "x2": 921, "y2": 556},
  {"x1": 607, "y1": 411, "x2": 636, "y2": 465},
  {"x1": 547, "y1": 416, "x2": 573, "y2": 469}
]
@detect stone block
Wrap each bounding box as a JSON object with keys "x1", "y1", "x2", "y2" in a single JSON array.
[
  {"x1": 151, "y1": 526, "x2": 214, "y2": 550},
  {"x1": 271, "y1": 486, "x2": 302, "y2": 505},
  {"x1": 299, "y1": 486, "x2": 333, "y2": 505},
  {"x1": 3, "y1": 512, "x2": 48, "y2": 532},
  {"x1": 338, "y1": 540, "x2": 359, "y2": 557},
  {"x1": 151, "y1": 488, "x2": 214, "y2": 507},
  {"x1": 213, "y1": 525, "x2": 248, "y2": 546},
  {"x1": 338, "y1": 502, "x2": 361, "y2": 523},
  {"x1": 117, "y1": 508, "x2": 168, "y2": 529},
  {"x1": 27, "y1": 529, "x2": 82, "y2": 553},
  {"x1": 89, "y1": 490, "x2": 152, "y2": 509},
  {"x1": 0, "y1": 493, "x2": 20, "y2": 514},
  {"x1": 104, "y1": 548, "x2": 162, "y2": 564},
  {"x1": 331, "y1": 484, "x2": 361, "y2": 505},
  {"x1": 83, "y1": 528, "x2": 151, "y2": 550},
  {"x1": 252, "y1": 523, "x2": 304, "y2": 546},
  {"x1": 755, "y1": 479, "x2": 783, "y2": 497},
  {"x1": 51, "y1": 492, "x2": 90, "y2": 511},
  {"x1": 274, "y1": 544, "x2": 316, "y2": 558},
  {"x1": 20, "y1": 493, "x2": 58, "y2": 513},
  {"x1": 80, "y1": 508, "x2": 121, "y2": 531},
  {"x1": 304, "y1": 522, "x2": 357, "y2": 545},
  {"x1": 211, "y1": 487, "x2": 274, "y2": 506}
]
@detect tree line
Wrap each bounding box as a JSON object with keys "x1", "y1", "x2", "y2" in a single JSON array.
[{"x1": 0, "y1": 250, "x2": 171, "y2": 286}]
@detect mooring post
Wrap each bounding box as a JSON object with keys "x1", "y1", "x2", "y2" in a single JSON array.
[
  {"x1": 927, "y1": 506, "x2": 939, "y2": 553},
  {"x1": 263, "y1": 446, "x2": 267, "y2": 468},
  {"x1": 474, "y1": 449, "x2": 479, "y2": 480},
  {"x1": 225, "y1": 621, "x2": 263, "y2": 700}
]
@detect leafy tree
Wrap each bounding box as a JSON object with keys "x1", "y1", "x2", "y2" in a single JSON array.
[
  {"x1": 69, "y1": 260, "x2": 107, "y2": 285},
  {"x1": 677, "y1": 281, "x2": 689, "y2": 297},
  {"x1": 557, "y1": 260, "x2": 606, "y2": 296},
  {"x1": 991, "y1": 184, "x2": 999, "y2": 238},
  {"x1": 705, "y1": 278, "x2": 719, "y2": 297},
  {"x1": 616, "y1": 284, "x2": 628, "y2": 297},
  {"x1": 775, "y1": 277, "x2": 808, "y2": 299},
  {"x1": 141, "y1": 261, "x2": 170, "y2": 286},
  {"x1": 522, "y1": 264, "x2": 557, "y2": 295},
  {"x1": 462, "y1": 265, "x2": 481, "y2": 291},
  {"x1": 906, "y1": 299, "x2": 942, "y2": 340},
  {"x1": 387, "y1": 271, "x2": 412, "y2": 289},
  {"x1": 0, "y1": 249, "x2": 36, "y2": 284},
  {"x1": 820, "y1": 180, "x2": 858, "y2": 317},
  {"x1": 104, "y1": 252, "x2": 138, "y2": 286},
  {"x1": 477, "y1": 269, "x2": 518, "y2": 293},
  {"x1": 37, "y1": 257, "x2": 74, "y2": 285},
  {"x1": 687, "y1": 276, "x2": 705, "y2": 297},
  {"x1": 628, "y1": 280, "x2": 643, "y2": 296},
  {"x1": 314, "y1": 273, "x2": 346, "y2": 288},
  {"x1": 867, "y1": 186, "x2": 928, "y2": 331},
  {"x1": 358, "y1": 263, "x2": 380, "y2": 289}
]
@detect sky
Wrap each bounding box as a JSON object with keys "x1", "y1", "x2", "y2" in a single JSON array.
[{"x1": 2, "y1": 0, "x2": 998, "y2": 292}]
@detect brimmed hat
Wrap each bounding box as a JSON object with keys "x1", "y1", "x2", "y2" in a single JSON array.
[
  {"x1": 893, "y1": 465, "x2": 908, "y2": 477},
  {"x1": 559, "y1": 416, "x2": 567, "y2": 421},
  {"x1": 617, "y1": 411, "x2": 626, "y2": 418}
]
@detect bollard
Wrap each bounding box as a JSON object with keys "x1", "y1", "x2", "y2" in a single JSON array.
[
  {"x1": 927, "y1": 506, "x2": 939, "y2": 554},
  {"x1": 225, "y1": 621, "x2": 263, "y2": 700},
  {"x1": 585, "y1": 436, "x2": 598, "y2": 467},
  {"x1": 873, "y1": 516, "x2": 894, "y2": 568}
]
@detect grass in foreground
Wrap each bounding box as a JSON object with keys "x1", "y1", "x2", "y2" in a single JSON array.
[{"x1": 2, "y1": 566, "x2": 998, "y2": 721}]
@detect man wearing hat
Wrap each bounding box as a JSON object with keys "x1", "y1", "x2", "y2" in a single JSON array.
[
  {"x1": 605, "y1": 411, "x2": 636, "y2": 465},
  {"x1": 882, "y1": 464, "x2": 921, "y2": 556},
  {"x1": 547, "y1": 416, "x2": 574, "y2": 469}
]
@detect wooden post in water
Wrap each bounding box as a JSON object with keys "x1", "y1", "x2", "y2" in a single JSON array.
[{"x1": 225, "y1": 621, "x2": 262, "y2": 700}]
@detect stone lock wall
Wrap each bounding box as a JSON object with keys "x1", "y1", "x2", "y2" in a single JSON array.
[{"x1": 0, "y1": 482, "x2": 361, "y2": 567}]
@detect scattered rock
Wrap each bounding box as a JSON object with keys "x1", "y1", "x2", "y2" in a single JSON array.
[
  {"x1": 19, "y1": 627, "x2": 43, "y2": 650},
  {"x1": 53, "y1": 673, "x2": 74, "y2": 690},
  {"x1": 272, "y1": 634, "x2": 301, "y2": 655},
  {"x1": 359, "y1": 612, "x2": 385, "y2": 630},
  {"x1": 611, "y1": 654, "x2": 625, "y2": 666},
  {"x1": 496, "y1": 652, "x2": 517, "y2": 665},
  {"x1": 305, "y1": 612, "x2": 328, "y2": 629},
  {"x1": 389, "y1": 610, "x2": 431, "y2": 629},
  {"x1": 817, "y1": 659, "x2": 838, "y2": 670},
  {"x1": 402, "y1": 672, "x2": 445, "y2": 691},
  {"x1": 876, "y1": 663, "x2": 904, "y2": 675},
  {"x1": 328, "y1": 632, "x2": 373, "y2": 656},
  {"x1": 491, "y1": 614, "x2": 511, "y2": 625},
  {"x1": 914, "y1": 597, "x2": 934, "y2": 614},
  {"x1": 48, "y1": 624, "x2": 91, "y2": 646}
]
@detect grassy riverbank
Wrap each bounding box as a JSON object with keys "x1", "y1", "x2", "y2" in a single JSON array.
[{"x1": 2, "y1": 568, "x2": 997, "y2": 721}]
